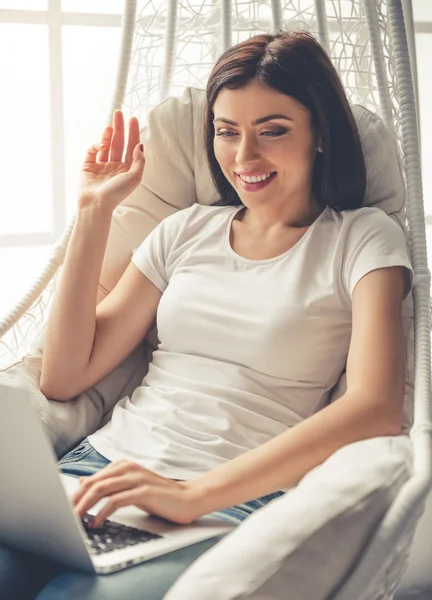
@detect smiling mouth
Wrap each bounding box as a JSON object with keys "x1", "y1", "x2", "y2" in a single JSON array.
[
  {"x1": 236, "y1": 171, "x2": 277, "y2": 183},
  {"x1": 236, "y1": 171, "x2": 277, "y2": 189}
]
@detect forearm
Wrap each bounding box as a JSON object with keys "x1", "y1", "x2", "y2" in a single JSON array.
[
  {"x1": 189, "y1": 392, "x2": 402, "y2": 516},
  {"x1": 40, "y1": 204, "x2": 113, "y2": 400}
]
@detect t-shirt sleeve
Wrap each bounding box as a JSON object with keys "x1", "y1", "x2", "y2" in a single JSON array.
[
  {"x1": 343, "y1": 209, "x2": 414, "y2": 299},
  {"x1": 131, "y1": 209, "x2": 189, "y2": 292}
]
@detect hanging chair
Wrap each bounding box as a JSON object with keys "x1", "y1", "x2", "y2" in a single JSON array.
[{"x1": 0, "y1": 0, "x2": 431, "y2": 598}]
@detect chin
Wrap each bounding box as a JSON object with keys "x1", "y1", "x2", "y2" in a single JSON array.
[{"x1": 236, "y1": 192, "x2": 273, "y2": 206}]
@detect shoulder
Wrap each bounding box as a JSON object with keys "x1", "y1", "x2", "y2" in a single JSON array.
[
  {"x1": 162, "y1": 203, "x2": 235, "y2": 223},
  {"x1": 170, "y1": 203, "x2": 237, "y2": 234},
  {"x1": 329, "y1": 207, "x2": 413, "y2": 299},
  {"x1": 181, "y1": 203, "x2": 237, "y2": 221},
  {"x1": 150, "y1": 204, "x2": 238, "y2": 251},
  {"x1": 326, "y1": 206, "x2": 409, "y2": 248},
  {"x1": 330, "y1": 205, "x2": 399, "y2": 227},
  {"x1": 154, "y1": 204, "x2": 225, "y2": 229}
]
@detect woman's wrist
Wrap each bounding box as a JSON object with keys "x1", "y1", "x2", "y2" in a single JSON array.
[
  {"x1": 182, "y1": 478, "x2": 223, "y2": 519},
  {"x1": 77, "y1": 192, "x2": 115, "y2": 215}
]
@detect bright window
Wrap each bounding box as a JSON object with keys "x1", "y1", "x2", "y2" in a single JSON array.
[
  {"x1": 0, "y1": 2, "x2": 122, "y2": 317},
  {"x1": 0, "y1": 23, "x2": 52, "y2": 236}
]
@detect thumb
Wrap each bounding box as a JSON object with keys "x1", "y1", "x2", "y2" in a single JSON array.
[{"x1": 130, "y1": 143, "x2": 145, "y2": 174}]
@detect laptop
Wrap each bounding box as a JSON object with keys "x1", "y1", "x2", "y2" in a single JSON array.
[{"x1": 0, "y1": 383, "x2": 235, "y2": 574}]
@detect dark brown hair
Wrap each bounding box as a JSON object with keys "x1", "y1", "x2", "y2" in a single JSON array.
[{"x1": 204, "y1": 31, "x2": 366, "y2": 211}]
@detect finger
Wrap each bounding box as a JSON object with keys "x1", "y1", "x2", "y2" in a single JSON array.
[
  {"x1": 73, "y1": 461, "x2": 167, "y2": 511},
  {"x1": 83, "y1": 142, "x2": 103, "y2": 164},
  {"x1": 75, "y1": 474, "x2": 137, "y2": 519},
  {"x1": 97, "y1": 126, "x2": 113, "y2": 163},
  {"x1": 73, "y1": 461, "x2": 130, "y2": 504},
  {"x1": 124, "y1": 117, "x2": 140, "y2": 165},
  {"x1": 77, "y1": 460, "x2": 165, "y2": 500},
  {"x1": 128, "y1": 143, "x2": 145, "y2": 180},
  {"x1": 81, "y1": 460, "x2": 161, "y2": 486},
  {"x1": 91, "y1": 489, "x2": 145, "y2": 528},
  {"x1": 110, "y1": 110, "x2": 124, "y2": 162}
]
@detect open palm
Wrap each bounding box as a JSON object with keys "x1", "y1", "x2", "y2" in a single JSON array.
[{"x1": 78, "y1": 110, "x2": 145, "y2": 211}]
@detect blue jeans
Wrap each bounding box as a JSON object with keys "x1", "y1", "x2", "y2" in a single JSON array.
[{"x1": 0, "y1": 438, "x2": 285, "y2": 600}]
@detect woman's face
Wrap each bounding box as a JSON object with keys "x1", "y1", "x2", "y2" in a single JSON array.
[{"x1": 213, "y1": 79, "x2": 319, "y2": 214}]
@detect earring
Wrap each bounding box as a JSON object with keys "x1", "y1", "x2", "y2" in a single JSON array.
[{"x1": 317, "y1": 145, "x2": 323, "y2": 153}]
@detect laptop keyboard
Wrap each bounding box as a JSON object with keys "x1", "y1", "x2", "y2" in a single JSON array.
[{"x1": 82, "y1": 513, "x2": 163, "y2": 555}]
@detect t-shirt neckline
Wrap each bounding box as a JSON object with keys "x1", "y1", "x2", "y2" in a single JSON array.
[{"x1": 224, "y1": 205, "x2": 329, "y2": 265}]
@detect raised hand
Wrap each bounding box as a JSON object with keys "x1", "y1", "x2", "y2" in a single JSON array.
[{"x1": 77, "y1": 110, "x2": 145, "y2": 213}]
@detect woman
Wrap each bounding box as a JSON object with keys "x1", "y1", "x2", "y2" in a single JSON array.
[{"x1": 1, "y1": 31, "x2": 412, "y2": 599}]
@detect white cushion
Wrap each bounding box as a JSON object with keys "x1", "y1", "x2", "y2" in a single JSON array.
[
  {"x1": 164, "y1": 435, "x2": 413, "y2": 600},
  {"x1": 396, "y1": 482, "x2": 432, "y2": 594},
  {"x1": 351, "y1": 104, "x2": 405, "y2": 216},
  {"x1": 0, "y1": 333, "x2": 151, "y2": 458}
]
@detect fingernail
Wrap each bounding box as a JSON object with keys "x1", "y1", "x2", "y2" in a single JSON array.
[{"x1": 139, "y1": 144, "x2": 143, "y2": 152}]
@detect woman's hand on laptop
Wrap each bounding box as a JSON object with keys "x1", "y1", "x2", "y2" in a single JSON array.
[{"x1": 72, "y1": 460, "x2": 207, "y2": 526}]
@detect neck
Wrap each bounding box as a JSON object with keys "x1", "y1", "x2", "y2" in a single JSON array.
[{"x1": 238, "y1": 200, "x2": 324, "y2": 234}]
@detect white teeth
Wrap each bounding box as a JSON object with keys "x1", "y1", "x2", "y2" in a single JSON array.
[{"x1": 239, "y1": 172, "x2": 273, "y2": 183}]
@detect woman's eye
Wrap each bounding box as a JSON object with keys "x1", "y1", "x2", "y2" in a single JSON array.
[
  {"x1": 261, "y1": 129, "x2": 287, "y2": 137},
  {"x1": 215, "y1": 131, "x2": 236, "y2": 137},
  {"x1": 215, "y1": 128, "x2": 288, "y2": 138}
]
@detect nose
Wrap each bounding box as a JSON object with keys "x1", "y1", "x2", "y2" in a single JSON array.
[{"x1": 235, "y1": 133, "x2": 261, "y2": 167}]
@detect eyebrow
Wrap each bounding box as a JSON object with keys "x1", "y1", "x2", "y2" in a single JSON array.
[{"x1": 213, "y1": 114, "x2": 293, "y2": 126}]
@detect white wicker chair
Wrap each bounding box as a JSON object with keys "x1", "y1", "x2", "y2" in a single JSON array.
[{"x1": 1, "y1": 1, "x2": 431, "y2": 598}]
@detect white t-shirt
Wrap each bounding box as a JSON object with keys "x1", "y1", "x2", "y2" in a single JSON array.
[{"x1": 89, "y1": 204, "x2": 413, "y2": 480}]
